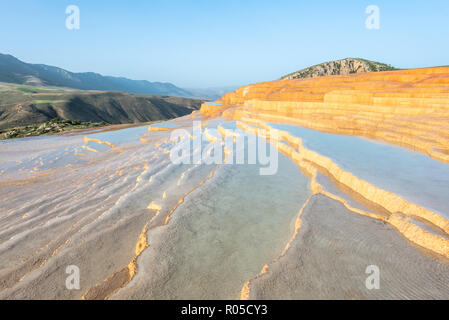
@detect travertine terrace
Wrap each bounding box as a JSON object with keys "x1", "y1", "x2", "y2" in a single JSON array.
[
  {"x1": 1, "y1": 67, "x2": 448, "y2": 300},
  {"x1": 203, "y1": 67, "x2": 449, "y2": 164},
  {"x1": 201, "y1": 67, "x2": 449, "y2": 299}
]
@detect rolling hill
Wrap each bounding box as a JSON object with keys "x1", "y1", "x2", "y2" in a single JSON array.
[
  {"x1": 280, "y1": 58, "x2": 397, "y2": 80},
  {"x1": 0, "y1": 82, "x2": 203, "y2": 130}
]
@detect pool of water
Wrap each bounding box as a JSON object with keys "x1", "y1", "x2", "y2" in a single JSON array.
[
  {"x1": 113, "y1": 139, "x2": 311, "y2": 299},
  {"x1": 269, "y1": 123, "x2": 449, "y2": 218},
  {"x1": 85, "y1": 125, "x2": 149, "y2": 146},
  {"x1": 150, "y1": 122, "x2": 179, "y2": 129}
]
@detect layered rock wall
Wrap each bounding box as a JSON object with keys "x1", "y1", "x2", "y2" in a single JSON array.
[{"x1": 202, "y1": 67, "x2": 449, "y2": 163}]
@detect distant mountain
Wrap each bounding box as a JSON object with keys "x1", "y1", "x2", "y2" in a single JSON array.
[
  {"x1": 280, "y1": 58, "x2": 397, "y2": 80},
  {"x1": 0, "y1": 53, "x2": 193, "y2": 97},
  {"x1": 187, "y1": 86, "x2": 241, "y2": 100}
]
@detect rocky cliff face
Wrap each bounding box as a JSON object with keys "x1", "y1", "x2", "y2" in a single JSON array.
[{"x1": 280, "y1": 58, "x2": 396, "y2": 80}]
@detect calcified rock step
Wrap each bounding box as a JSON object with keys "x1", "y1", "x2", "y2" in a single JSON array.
[
  {"x1": 202, "y1": 67, "x2": 449, "y2": 164},
  {"x1": 245, "y1": 194, "x2": 449, "y2": 300},
  {"x1": 221, "y1": 122, "x2": 449, "y2": 298},
  {"x1": 0, "y1": 115, "x2": 312, "y2": 299},
  {"x1": 110, "y1": 150, "x2": 310, "y2": 299},
  {"x1": 235, "y1": 119, "x2": 449, "y2": 257},
  {"x1": 0, "y1": 115, "x2": 223, "y2": 299},
  {"x1": 201, "y1": 68, "x2": 449, "y2": 299}
]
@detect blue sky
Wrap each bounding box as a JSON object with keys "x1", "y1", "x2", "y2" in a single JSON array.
[{"x1": 0, "y1": 0, "x2": 448, "y2": 87}]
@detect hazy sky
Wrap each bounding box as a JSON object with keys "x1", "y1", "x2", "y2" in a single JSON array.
[{"x1": 1, "y1": 0, "x2": 448, "y2": 88}]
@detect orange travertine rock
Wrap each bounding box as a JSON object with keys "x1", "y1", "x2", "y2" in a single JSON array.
[
  {"x1": 202, "y1": 66, "x2": 449, "y2": 164},
  {"x1": 148, "y1": 126, "x2": 170, "y2": 132},
  {"x1": 147, "y1": 201, "x2": 162, "y2": 212},
  {"x1": 200, "y1": 103, "x2": 231, "y2": 118},
  {"x1": 84, "y1": 137, "x2": 116, "y2": 148}
]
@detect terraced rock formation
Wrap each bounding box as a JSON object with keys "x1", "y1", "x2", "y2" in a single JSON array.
[
  {"x1": 234, "y1": 119, "x2": 449, "y2": 261},
  {"x1": 200, "y1": 67, "x2": 449, "y2": 296},
  {"x1": 1, "y1": 65, "x2": 449, "y2": 300},
  {"x1": 203, "y1": 67, "x2": 449, "y2": 164}
]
